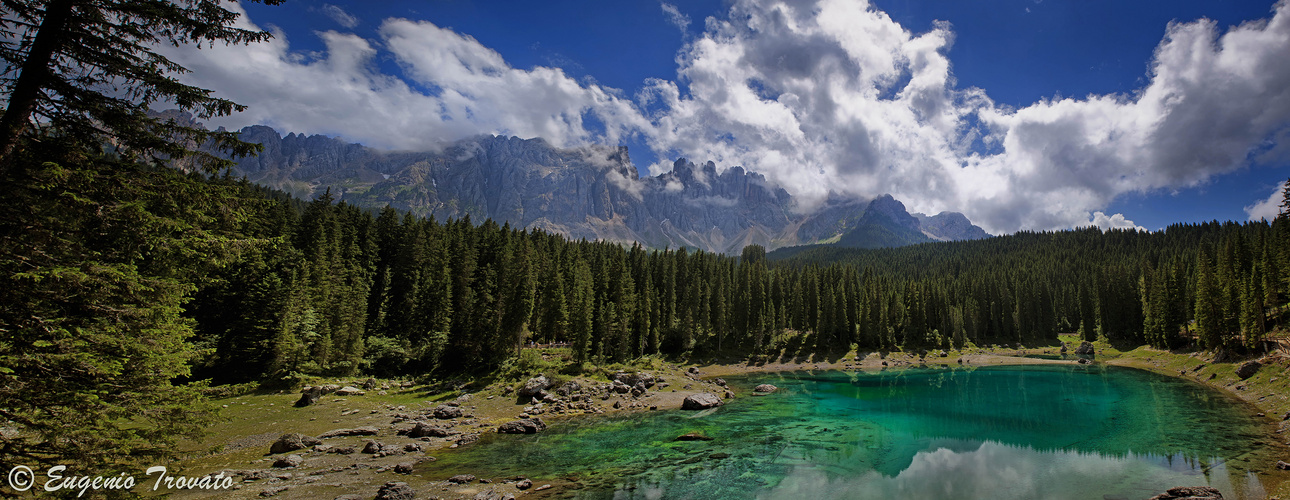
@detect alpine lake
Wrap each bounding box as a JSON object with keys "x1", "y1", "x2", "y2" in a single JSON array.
[{"x1": 419, "y1": 364, "x2": 1289, "y2": 499}]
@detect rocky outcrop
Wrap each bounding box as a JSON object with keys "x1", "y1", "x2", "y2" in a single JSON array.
[
  {"x1": 1074, "y1": 341, "x2": 1095, "y2": 356},
  {"x1": 681, "y1": 393, "x2": 723, "y2": 410},
  {"x1": 497, "y1": 418, "x2": 547, "y2": 434}
]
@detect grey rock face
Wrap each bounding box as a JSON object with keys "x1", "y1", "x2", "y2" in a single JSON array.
[{"x1": 222, "y1": 128, "x2": 989, "y2": 254}]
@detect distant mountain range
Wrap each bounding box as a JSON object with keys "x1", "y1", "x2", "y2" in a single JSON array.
[{"x1": 220, "y1": 122, "x2": 989, "y2": 253}]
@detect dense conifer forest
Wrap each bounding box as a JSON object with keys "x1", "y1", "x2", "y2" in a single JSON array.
[{"x1": 11, "y1": 155, "x2": 1283, "y2": 392}]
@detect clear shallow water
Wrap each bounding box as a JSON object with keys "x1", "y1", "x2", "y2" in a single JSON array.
[{"x1": 423, "y1": 365, "x2": 1286, "y2": 499}]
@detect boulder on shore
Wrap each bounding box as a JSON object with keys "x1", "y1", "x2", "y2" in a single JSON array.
[
  {"x1": 433, "y1": 405, "x2": 464, "y2": 419},
  {"x1": 518, "y1": 375, "x2": 551, "y2": 398},
  {"x1": 1276, "y1": 460, "x2": 1290, "y2": 470},
  {"x1": 1074, "y1": 341, "x2": 1095, "y2": 356},
  {"x1": 316, "y1": 426, "x2": 378, "y2": 439},
  {"x1": 1236, "y1": 360, "x2": 1261, "y2": 380},
  {"x1": 272, "y1": 454, "x2": 303, "y2": 468},
  {"x1": 405, "y1": 422, "x2": 454, "y2": 438},
  {"x1": 376, "y1": 481, "x2": 415, "y2": 500},
  {"x1": 1147, "y1": 486, "x2": 1223, "y2": 500},
  {"x1": 335, "y1": 386, "x2": 365, "y2": 396},
  {"x1": 612, "y1": 371, "x2": 656, "y2": 388},
  {"x1": 295, "y1": 386, "x2": 322, "y2": 407},
  {"x1": 497, "y1": 418, "x2": 547, "y2": 434},
  {"x1": 269, "y1": 433, "x2": 320, "y2": 454},
  {"x1": 681, "y1": 393, "x2": 723, "y2": 410},
  {"x1": 753, "y1": 384, "x2": 778, "y2": 394}
]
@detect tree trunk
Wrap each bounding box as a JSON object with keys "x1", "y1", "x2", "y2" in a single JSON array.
[{"x1": 0, "y1": 0, "x2": 76, "y2": 171}]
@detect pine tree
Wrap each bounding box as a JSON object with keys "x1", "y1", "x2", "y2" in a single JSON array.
[
  {"x1": 0, "y1": 0, "x2": 281, "y2": 174},
  {"x1": 1194, "y1": 250, "x2": 1222, "y2": 349}
]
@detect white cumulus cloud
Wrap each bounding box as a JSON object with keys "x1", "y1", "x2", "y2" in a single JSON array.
[
  {"x1": 639, "y1": 0, "x2": 1290, "y2": 233},
  {"x1": 1245, "y1": 182, "x2": 1286, "y2": 221},
  {"x1": 159, "y1": 0, "x2": 1290, "y2": 234},
  {"x1": 155, "y1": 5, "x2": 651, "y2": 151},
  {"x1": 1088, "y1": 212, "x2": 1146, "y2": 231}
]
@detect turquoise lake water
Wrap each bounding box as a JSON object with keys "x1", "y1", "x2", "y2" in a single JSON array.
[{"x1": 422, "y1": 364, "x2": 1287, "y2": 499}]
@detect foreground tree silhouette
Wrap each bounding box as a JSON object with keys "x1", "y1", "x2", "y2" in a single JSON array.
[
  {"x1": 0, "y1": 0, "x2": 281, "y2": 175},
  {"x1": 0, "y1": 0, "x2": 280, "y2": 483}
]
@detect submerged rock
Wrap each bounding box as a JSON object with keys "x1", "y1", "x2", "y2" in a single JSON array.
[
  {"x1": 753, "y1": 384, "x2": 778, "y2": 394},
  {"x1": 681, "y1": 393, "x2": 723, "y2": 410},
  {"x1": 676, "y1": 432, "x2": 714, "y2": 441},
  {"x1": 1147, "y1": 485, "x2": 1222, "y2": 499}
]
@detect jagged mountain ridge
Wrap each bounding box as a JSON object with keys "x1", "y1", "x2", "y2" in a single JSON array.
[{"x1": 225, "y1": 125, "x2": 989, "y2": 253}]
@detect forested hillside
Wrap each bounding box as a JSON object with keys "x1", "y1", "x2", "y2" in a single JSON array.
[{"x1": 159, "y1": 173, "x2": 1290, "y2": 385}]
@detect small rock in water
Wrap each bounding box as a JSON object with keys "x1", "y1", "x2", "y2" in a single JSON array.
[
  {"x1": 753, "y1": 384, "x2": 777, "y2": 393},
  {"x1": 675, "y1": 432, "x2": 714, "y2": 441},
  {"x1": 1147, "y1": 485, "x2": 1223, "y2": 499}
]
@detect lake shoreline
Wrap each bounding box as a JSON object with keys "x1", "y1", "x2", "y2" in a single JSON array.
[{"x1": 176, "y1": 338, "x2": 1290, "y2": 499}]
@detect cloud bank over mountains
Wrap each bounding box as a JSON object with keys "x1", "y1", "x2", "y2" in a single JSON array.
[{"x1": 161, "y1": 0, "x2": 1290, "y2": 235}]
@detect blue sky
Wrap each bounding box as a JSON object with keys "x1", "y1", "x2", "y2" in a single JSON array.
[{"x1": 165, "y1": 0, "x2": 1290, "y2": 234}]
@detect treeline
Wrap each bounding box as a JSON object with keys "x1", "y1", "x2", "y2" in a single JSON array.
[
  {"x1": 6, "y1": 153, "x2": 1288, "y2": 393},
  {"x1": 186, "y1": 175, "x2": 1290, "y2": 384},
  {"x1": 773, "y1": 218, "x2": 1287, "y2": 352}
]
